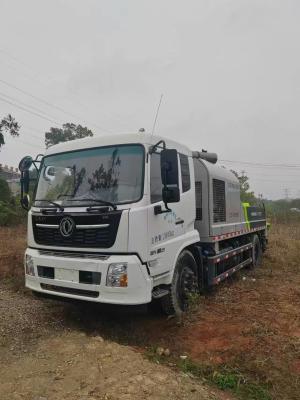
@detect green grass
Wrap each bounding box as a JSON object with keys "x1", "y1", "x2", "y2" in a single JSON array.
[{"x1": 146, "y1": 348, "x2": 272, "y2": 400}]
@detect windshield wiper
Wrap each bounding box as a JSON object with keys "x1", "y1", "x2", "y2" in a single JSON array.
[
  {"x1": 66, "y1": 198, "x2": 117, "y2": 210},
  {"x1": 34, "y1": 199, "x2": 64, "y2": 211}
]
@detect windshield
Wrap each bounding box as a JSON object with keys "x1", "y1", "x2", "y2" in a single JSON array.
[{"x1": 34, "y1": 144, "x2": 144, "y2": 206}]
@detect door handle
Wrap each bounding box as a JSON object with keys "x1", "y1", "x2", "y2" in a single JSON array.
[{"x1": 175, "y1": 219, "x2": 184, "y2": 225}]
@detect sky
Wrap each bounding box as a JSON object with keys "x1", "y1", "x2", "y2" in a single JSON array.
[{"x1": 0, "y1": 0, "x2": 299, "y2": 199}]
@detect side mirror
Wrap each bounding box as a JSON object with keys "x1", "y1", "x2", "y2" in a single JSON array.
[
  {"x1": 162, "y1": 186, "x2": 180, "y2": 203},
  {"x1": 19, "y1": 156, "x2": 33, "y2": 211},
  {"x1": 19, "y1": 156, "x2": 33, "y2": 172},
  {"x1": 160, "y1": 149, "x2": 180, "y2": 205}
]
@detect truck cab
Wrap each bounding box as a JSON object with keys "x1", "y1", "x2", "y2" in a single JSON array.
[
  {"x1": 19, "y1": 132, "x2": 267, "y2": 315},
  {"x1": 20, "y1": 133, "x2": 200, "y2": 310}
]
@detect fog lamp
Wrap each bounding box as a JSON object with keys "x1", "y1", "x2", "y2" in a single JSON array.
[
  {"x1": 106, "y1": 263, "x2": 128, "y2": 287},
  {"x1": 25, "y1": 254, "x2": 35, "y2": 276}
]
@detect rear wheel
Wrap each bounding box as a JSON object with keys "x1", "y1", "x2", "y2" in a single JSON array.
[
  {"x1": 161, "y1": 250, "x2": 198, "y2": 316},
  {"x1": 251, "y1": 234, "x2": 262, "y2": 267}
]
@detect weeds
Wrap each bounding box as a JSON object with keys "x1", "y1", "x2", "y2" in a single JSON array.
[{"x1": 147, "y1": 348, "x2": 272, "y2": 400}]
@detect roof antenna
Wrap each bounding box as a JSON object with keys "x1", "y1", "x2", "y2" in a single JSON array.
[{"x1": 151, "y1": 94, "x2": 163, "y2": 137}]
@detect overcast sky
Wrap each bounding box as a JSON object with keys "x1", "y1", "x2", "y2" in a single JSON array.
[{"x1": 0, "y1": 0, "x2": 299, "y2": 199}]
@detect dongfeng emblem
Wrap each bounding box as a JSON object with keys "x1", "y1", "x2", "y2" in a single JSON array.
[{"x1": 60, "y1": 217, "x2": 75, "y2": 237}]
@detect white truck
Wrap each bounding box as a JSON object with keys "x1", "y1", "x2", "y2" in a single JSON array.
[{"x1": 19, "y1": 133, "x2": 267, "y2": 315}]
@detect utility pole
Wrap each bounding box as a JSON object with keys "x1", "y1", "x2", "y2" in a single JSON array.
[{"x1": 284, "y1": 188, "x2": 290, "y2": 200}]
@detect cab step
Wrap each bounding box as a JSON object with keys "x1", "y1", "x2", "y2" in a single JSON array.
[{"x1": 152, "y1": 287, "x2": 169, "y2": 299}]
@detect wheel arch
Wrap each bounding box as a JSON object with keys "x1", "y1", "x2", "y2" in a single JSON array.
[
  {"x1": 166, "y1": 237, "x2": 204, "y2": 288},
  {"x1": 159, "y1": 239, "x2": 197, "y2": 285}
]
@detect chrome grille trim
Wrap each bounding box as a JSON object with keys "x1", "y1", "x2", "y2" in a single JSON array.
[
  {"x1": 35, "y1": 223, "x2": 110, "y2": 229},
  {"x1": 38, "y1": 250, "x2": 110, "y2": 260},
  {"x1": 76, "y1": 224, "x2": 110, "y2": 229},
  {"x1": 36, "y1": 224, "x2": 59, "y2": 228}
]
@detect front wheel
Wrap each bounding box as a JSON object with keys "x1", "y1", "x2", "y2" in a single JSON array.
[{"x1": 161, "y1": 250, "x2": 198, "y2": 316}]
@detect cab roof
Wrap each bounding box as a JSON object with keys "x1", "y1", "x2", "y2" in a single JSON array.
[{"x1": 44, "y1": 132, "x2": 192, "y2": 157}]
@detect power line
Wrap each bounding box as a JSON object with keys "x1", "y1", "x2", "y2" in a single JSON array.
[
  {"x1": 18, "y1": 138, "x2": 44, "y2": 150},
  {"x1": 220, "y1": 159, "x2": 300, "y2": 169},
  {"x1": 0, "y1": 48, "x2": 125, "y2": 133},
  {"x1": 0, "y1": 94, "x2": 61, "y2": 125},
  {"x1": 0, "y1": 91, "x2": 64, "y2": 125},
  {"x1": 250, "y1": 178, "x2": 300, "y2": 183},
  {"x1": 0, "y1": 78, "x2": 112, "y2": 134},
  {"x1": 3, "y1": 134, "x2": 44, "y2": 151}
]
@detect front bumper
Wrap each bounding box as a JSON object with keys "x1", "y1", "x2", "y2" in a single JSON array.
[{"x1": 25, "y1": 248, "x2": 153, "y2": 305}]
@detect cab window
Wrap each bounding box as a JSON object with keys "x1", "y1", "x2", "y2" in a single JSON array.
[{"x1": 179, "y1": 154, "x2": 190, "y2": 192}]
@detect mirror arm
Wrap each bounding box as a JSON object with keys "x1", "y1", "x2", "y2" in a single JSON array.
[
  {"x1": 163, "y1": 201, "x2": 171, "y2": 212},
  {"x1": 32, "y1": 154, "x2": 44, "y2": 172},
  {"x1": 154, "y1": 204, "x2": 171, "y2": 215},
  {"x1": 149, "y1": 140, "x2": 166, "y2": 154},
  {"x1": 20, "y1": 172, "x2": 29, "y2": 211}
]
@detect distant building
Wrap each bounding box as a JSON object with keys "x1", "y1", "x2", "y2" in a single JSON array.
[{"x1": 0, "y1": 164, "x2": 20, "y2": 195}]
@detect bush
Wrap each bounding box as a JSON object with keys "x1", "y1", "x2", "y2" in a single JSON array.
[
  {"x1": 0, "y1": 178, "x2": 12, "y2": 203},
  {"x1": 0, "y1": 200, "x2": 26, "y2": 226}
]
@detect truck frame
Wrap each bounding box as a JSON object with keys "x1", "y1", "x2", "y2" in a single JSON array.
[{"x1": 19, "y1": 133, "x2": 267, "y2": 315}]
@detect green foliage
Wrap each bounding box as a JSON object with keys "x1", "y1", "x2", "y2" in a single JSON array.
[
  {"x1": 0, "y1": 178, "x2": 12, "y2": 202},
  {"x1": 264, "y1": 198, "x2": 300, "y2": 223},
  {"x1": 146, "y1": 348, "x2": 271, "y2": 400},
  {"x1": 177, "y1": 358, "x2": 271, "y2": 400},
  {"x1": 45, "y1": 123, "x2": 93, "y2": 148},
  {"x1": 231, "y1": 170, "x2": 258, "y2": 204},
  {"x1": 0, "y1": 201, "x2": 19, "y2": 226},
  {"x1": 0, "y1": 198, "x2": 26, "y2": 226},
  {"x1": 0, "y1": 179, "x2": 26, "y2": 226},
  {"x1": 212, "y1": 370, "x2": 240, "y2": 389},
  {"x1": 0, "y1": 114, "x2": 20, "y2": 148}
]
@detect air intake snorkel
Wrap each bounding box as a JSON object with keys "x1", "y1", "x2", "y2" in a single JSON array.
[{"x1": 192, "y1": 150, "x2": 218, "y2": 164}]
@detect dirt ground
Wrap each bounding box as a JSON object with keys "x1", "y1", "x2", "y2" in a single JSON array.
[
  {"x1": 0, "y1": 224, "x2": 300, "y2": 399},
  {"x1": 0, "y1": 287, "x2": 217, "y2": 400}
]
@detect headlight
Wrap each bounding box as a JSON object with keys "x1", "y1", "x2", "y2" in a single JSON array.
[
  {"x1": 106, "y1": 263, "x2": 128, "y2": 287},
  {"x1": 25, "y1": 254, "x2": 35, "y2": 276}
]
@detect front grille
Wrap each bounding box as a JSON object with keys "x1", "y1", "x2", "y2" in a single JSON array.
[
  {"x1": 41, "y1": 284, "x2": 99, "y2": 298},
  {"x1": 32, "y1": 211, "x2": 122, "y2": 248},
  {"x1": 38, "y1": 250, "x2": 109, "y2": 260}
]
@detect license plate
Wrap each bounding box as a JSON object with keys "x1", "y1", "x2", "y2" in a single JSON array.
[{"x1": 55, "y1": 268, "x2": 78, "y2": 282}]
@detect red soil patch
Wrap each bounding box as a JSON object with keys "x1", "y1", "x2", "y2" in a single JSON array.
[{"x1": 134, "y1": 225, "x2": 300, "y2": 399}]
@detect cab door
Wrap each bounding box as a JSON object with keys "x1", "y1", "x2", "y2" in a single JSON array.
[{"x1": 147, "y1": 151, "x2": 191, "y2": 276}]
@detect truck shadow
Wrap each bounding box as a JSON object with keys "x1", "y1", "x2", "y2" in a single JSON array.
[{"x1": 41, "y1": 293, "x2": 179, "y2": 348}]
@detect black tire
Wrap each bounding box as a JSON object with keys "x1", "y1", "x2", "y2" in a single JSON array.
[
  {"x1": 161, "y1": 250, "x2": 198, "y2": 316},
  {"x1": 251, "y1": 235, "x2": 262, "y2": 267}
]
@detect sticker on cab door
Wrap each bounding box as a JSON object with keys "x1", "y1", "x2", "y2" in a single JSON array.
[{"x1": 151, "y1": 230, "x2": 174, "y2": 245}]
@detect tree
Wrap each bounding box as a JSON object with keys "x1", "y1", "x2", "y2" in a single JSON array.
[
  {"x1": 231, "y1": 170, "x2": 257, "y2": 204},
  {"x1": 0, "y1": 178, "x2": 12, "y2": 203},
  {"x1": 0, "y1": 114, "x2": 20, "y2": 148},
  {"x1": 45, "y1": 123, "x2": 93, "y2": 148}
]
